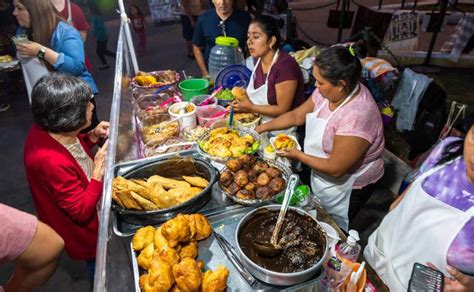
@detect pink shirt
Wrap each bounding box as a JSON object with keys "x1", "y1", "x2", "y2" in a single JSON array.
[
  {"x1": 311, "y1": 84, "x2": 385, "y2": 188},
  {"x1": 0, "y1": 204, "x2": 37, "y2": 263}
]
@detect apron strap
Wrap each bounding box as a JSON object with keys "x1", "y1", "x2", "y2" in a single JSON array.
[
  {"x1": 67, "y1": 0, "x2": 73, "y2": 24},
  {"x1": 250, "y1": 50, "x2": 280, "y2": 85}
]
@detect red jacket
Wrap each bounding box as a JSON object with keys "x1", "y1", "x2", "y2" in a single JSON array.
[{"x1": 24, "y1": 124, "x2": 102, "y2": 260}]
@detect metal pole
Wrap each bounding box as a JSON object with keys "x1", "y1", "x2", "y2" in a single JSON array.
[
  {"x1": 286, "y1": 9, "x2": 294, "y2": 40},
  {"x1": 337, "y1": 0, "x2": 348, "y2": 43},
  {"x1": 401, "y1": 0, "x2": 405, "y2": 9},
  {"x1": 378, "y1": 0, "x2": 383, "y2": 10},
  {"x1": 118, "y1": 0, "x2": 139, "y2": 73},
  {"x1": 424, "y1": 0, "x2": 449, "y2": 65}
]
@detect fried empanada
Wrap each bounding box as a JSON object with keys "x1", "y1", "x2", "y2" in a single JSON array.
[
  {"x1": 148, "y1": 175, "x2": 191, "y2": 190},
  {"x1": 132, "y1": 226, "x2": 155, "y2": 251},
  {"x1": 130, "y1": 191, "x2": 158, "y2": 211},
  {"x1": 168, "y1": 187, "x2": 203, "y2": 204},
  {"x1": 182, "y1": 176, "x2": 209, "y2": 188},
  {"x1": 115, "y1": 189, "x2": 142, "y2": 210}
]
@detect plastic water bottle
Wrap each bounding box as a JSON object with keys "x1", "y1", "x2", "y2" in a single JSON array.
[
  {"x1": 338, "y1": 230, "x2": 361, "y2": 262},
  {"x1": 208, "y1": 36, "x2": 245, "y2": 83}
]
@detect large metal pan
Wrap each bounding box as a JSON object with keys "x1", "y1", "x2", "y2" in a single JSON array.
[{"x1": 112, "y1": 156, "x2": 217, "y2": 225}]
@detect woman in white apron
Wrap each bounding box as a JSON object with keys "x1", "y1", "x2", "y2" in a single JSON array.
[
  {"x1": 364, "y1": 122, "x2": 474, "y2": 291},
  {"x1": 231, "y1": 16, "x2": 305, "y2": 137},
  {"x1": 256, "y1": 46, "x2": 385, "y2": 231}
]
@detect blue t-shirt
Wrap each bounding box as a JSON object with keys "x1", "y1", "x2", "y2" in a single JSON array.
[{"x1": 192, "y1": 9, "x2": 251, "y2": 66}]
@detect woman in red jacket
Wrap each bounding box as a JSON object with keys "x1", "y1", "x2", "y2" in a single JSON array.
[{"x1": 23, "y1": 73, "x2": 109, "y2": 282}]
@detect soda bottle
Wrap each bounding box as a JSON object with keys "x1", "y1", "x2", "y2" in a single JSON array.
[{"x1": 275, "y1": 185, "x2": 310, "y2": 207}]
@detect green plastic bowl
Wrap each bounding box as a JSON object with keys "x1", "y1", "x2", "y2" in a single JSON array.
[{"x1": 178, "y1": 79, "x2": 210, "y2": 101}]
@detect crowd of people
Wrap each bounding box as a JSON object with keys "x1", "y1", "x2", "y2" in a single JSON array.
[{"x1": 0, "y1": 0, "x2": 472, "y2": 291}]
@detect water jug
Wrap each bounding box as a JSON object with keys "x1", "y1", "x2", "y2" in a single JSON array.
[{"x1": 208, "y1": 36, "x2": 245, "y2": 84}]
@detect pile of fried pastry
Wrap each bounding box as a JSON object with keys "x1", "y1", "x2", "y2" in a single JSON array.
[
  {"x1": 133, "y1": 214, "x2": 229, "y2": 292},
  {"x1": 113, "y1": 175, "x2": 209, "y2": 211},
  {"x1": 219, "y1": 155, "x2": 286, "y2": 200},
  {"x1": 199, "y1": 127, "x2": 256, "y2": 158}
]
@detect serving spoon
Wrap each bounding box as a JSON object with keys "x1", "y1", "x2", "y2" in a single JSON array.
[{"x1": 252, "y1": 175, "x2": 298, "y2": 257}]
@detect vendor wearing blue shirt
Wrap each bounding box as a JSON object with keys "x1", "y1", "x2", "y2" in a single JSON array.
[{"x1": 192, "y1": 0, "x2": 250, "y2": 77}]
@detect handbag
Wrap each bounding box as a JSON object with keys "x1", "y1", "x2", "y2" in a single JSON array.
[{"x1": 327, "y1": 0, "x2": 354, "y2": 29}]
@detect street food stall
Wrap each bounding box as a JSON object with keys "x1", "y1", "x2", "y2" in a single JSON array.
[{"x1": 92, "y1": 2, "x2": 389, "y2": 291}]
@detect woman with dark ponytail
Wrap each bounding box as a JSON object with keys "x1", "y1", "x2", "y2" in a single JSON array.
[
  {"x1": 231, "y1": 15, "x2": 305, "y2": 137},
  {"x1": 365, "y1": 115, "x2": 474, "y2": 291},
  {"x1": 256, "y1": 45, "x2": 385, "y2": 230}
]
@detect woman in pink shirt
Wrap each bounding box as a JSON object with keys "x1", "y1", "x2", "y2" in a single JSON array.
[{"x1": 256, "y1": 46, "x2": 384, "y2": 230}]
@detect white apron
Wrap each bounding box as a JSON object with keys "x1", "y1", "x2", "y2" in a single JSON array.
[
  {"x1": 304, "y1": 84, "x2": 374, "y2": 231},
  {"x1": 19, "y1": 55, "x2": 49, "y2": 104},
  {"x1": 364, "y1": 159, "x2": 474, "y2": 291},
  {"x1": 247, "y1": 50, "x2": 296, "y2": 138}
]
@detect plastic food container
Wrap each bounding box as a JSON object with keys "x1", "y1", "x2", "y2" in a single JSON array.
[
  {"x1": 168, "y1": 102, "x2": 197, "y2": 130},
  {"x1": 196, "y1": 105, "x2": 226, "y2": 128},
  {"x1": 178, "y1": 78, "x2": 210, "y2": 101},
  {"x1": 182, "y1": 126, "x2": 209, "y2": 142},
  {"x1": 190, "y1": 95, "x2": 217, "y2": 107},
  {"x1": 131, "y1": 70, "x2": 180, "y2": 98},
  {"x1": 143, "y1": 137, "x2": 195, "y2": 158}
]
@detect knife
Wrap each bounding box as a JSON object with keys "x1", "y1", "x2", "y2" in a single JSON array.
[{"x1": 213, "y1": 231, "x2": 256, "y2": 287}]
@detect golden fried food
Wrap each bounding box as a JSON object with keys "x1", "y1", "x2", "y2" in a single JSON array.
[
  {"x1": 257, "y1": 173, "x2": 271, "y2": 186},
  {"x1": 167, "y1": 187, "x2": 203, "y2": 204},
  {"x1": 147, "y1": 259, "x2": 175, "y2": 291},
  {"x1": 274, "y1": 134, "x2": 297, "y2": 150},
  {"x1": 153, "y1": 245, "x2": 180, "y2": 267},
  {"x1": 148, "y1": 175, "x2": 191, "y2": 190},
  {"x1": 135, "y1": 75, "x2": 157, "y2": 86},
  {"x1": 173, "y1": 258, "x2": 203, "y2": 292},
  {"x1": 265, "y1": 167, "x2": 282, "y2": 178},
  {"x1": 201, "y1": 127, "x2": 256, "y2": 158},
  {"x1": 153, "y1": 226, "x2": 169, "y2": 249},
  {"x1": 237, "y1": 154, "x2": 256, "y2": 166},
  {"x1": 236, "y1": 189, "x2": 255, "y2": 200},
  {"x1": 133, "y1": 226, "x2": 156, "y2": 251},
  {"x1": 225, "y1": 159, "x2": 242, "y2": 172},
  {"x1": 226, "y1": 182, "x2": 240, "y2": 196},
  {"x1": 147, "y1": 182, "x2": 176, "y2": 209},
  {"x1": 256, "y1": 186, "x2": 273, "y2": 200},
  {"x1": 268, "y1": 177, "x2": 286, "y2": 194},
  {"x1": 201, "y1": 265, "x2": 230, "y2": 292},
  {"x1": 138, "y1": 243, "x2": 155, "y2": 270},
  {"x1": 112, "y1": 191, "x2": 125, "y2": 208},
  {"x1": 244, "y1": 182, "x2": 257, "y2": 192},
  {"x1": 131, "y1": 191, "x2": 159, "y2": 211},
  {"x1": 231, "y1": 86, "x2": 246, "y2": 101},
  {"x1": 247, "y1": 169, "x2": 258, "y2": 182},
  {"x1": 185, "y1": 214, "x2": 212, "y2": 241},
  {"x1": 142, "y1": 120, "x2": 180, "y2": 144},
  {"x1": 230, "y1": 112, "x2": 259, "y2": 124},
  {"x1": 219, "y1": 170, "x2": 233, "y2": 187},
  {"x1": 182, "y1": 176, "x2": 209, "y2": 188},
  {"x1": 114, "y1": 188, "x2": 143, "y2": 210},
  {"x1": 252, "y1": 160, "x2": 270, "y2": 173},
  {"x1": 234, "y1": 170, "x2": 249, "y2": 187},
  {"x1": 179, "y1": 241, "x2": 198, "y2": 259},
  {"x1": 161, "y1": 214, "x2": 192, "y2": 247}
]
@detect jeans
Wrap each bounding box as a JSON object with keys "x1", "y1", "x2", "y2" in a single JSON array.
[{"x1": 96, "y1": 40, "x2": 116, "y2": 65}]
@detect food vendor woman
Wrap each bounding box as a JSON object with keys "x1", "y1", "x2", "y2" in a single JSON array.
[
  {"x1": 231, "y1": 15, "x2": 305, "y2": 137},
  {"x1": 255, "y1": 46, "x2": 385, "y2": 230}
]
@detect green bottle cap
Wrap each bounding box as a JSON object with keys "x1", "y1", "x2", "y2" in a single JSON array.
[{"x1": 215, "y1": 36, "x2": 239, "y2": 47}]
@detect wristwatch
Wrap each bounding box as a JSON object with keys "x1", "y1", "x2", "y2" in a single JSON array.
[{"x1": 37, "y1": 46, "x2": 46, "y2": 60}]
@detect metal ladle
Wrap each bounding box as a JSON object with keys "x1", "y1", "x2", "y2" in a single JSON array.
[{"x1": 252, "y1": 175, "x2": 298, "y2": 257}]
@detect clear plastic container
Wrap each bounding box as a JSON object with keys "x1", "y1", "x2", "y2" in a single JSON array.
[
  {"x1": 190, "y1": 95, "x2": 217, "y2": 107},
  {"x1": 208, "y1": 36, "x2": 245, "y2": 83},
  {"x1": 338, "y1": 230, "x2": 362, "y2": 262},
  {"x1": 196, "y1": 104, "x2": 226, "y2": 128}
]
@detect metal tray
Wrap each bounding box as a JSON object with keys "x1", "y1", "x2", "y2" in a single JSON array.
[{"x1": 130, "y1": 205, "x2": 324, "y2": 291}]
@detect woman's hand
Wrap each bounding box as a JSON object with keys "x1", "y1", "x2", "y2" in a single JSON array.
[
  {"x1": 278, "y1": 148, "x2": 303, "y2": 160},
  {"x1": 231, "y1": 94, "x2": 253, "y2": 113},
  {"x1": 16, "y1": 41, "x2": 42, "y2": 58},
  {"x1": 91, "y1": 140, "x2": 109, "y2": 181},
  {"x1": 427, "y1": 263, "x2": 474, "y2": 292},
  {"x1": 89, "y1": 121, "x2": 110, "y2": 143}
]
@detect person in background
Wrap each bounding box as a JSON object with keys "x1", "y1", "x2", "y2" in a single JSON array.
[
  {"x1": 179, "y1": 0, "x2": 205, "y2": 59},
  {"x1": 129, "y1": 5, "x2": 146, "y2": 56},
  {"x1": 51, "y1": 0, "x2": 93, "y2": 71},
  {"x1": 89, "y1": 2, "x2": 115, "y2": 70},
  {"x1": 192, "y1": 0, "x2": 250, "y2": 78},
  {"x1": 0, "y1": 0, "x2": 17, "y2": 112},
  {"x1": 364, "y1": 115, "x2": 474, "y2": 291},
  {"x1": 24, "y1": 73, "x2": 109, "y2": 283},
  {"x1": 231, "y1": 15, "x2": 305, "y2": 138},
  {"x1": 13, "y1": 0, "x2": 100, "y2": 130},
  {"x1": 255, "y1": 46, "x2": 385, "y2": 231},
  {"x1": 1, "y1": 203, "x2": 64, "y2": 292}
]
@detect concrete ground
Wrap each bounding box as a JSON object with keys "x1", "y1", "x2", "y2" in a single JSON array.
[{"x1": 0, "y1": 0, "x2": 472, "y2": 290}]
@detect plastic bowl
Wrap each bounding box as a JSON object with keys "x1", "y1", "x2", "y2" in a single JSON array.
[
  {"x1": 190, "y1": 95, "x2": 217, "y2": 107},
  {"x1": 196, "y1": 105, "x2": 226, "y2": 128},
  {"x1": 168, "y1": 102, "x2": 197, "y2": 130},
  {"x1": 178, "y1": 78, "x2": 210, "y2": 101}
]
